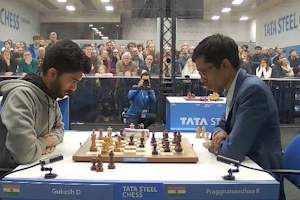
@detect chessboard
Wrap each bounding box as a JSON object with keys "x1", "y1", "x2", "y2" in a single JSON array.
[{"x1": 73, "y1": 132, "x2": 198, "y2": 163}]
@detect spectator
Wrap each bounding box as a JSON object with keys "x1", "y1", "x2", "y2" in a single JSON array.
[
  {"x1": 45, "y1": 32, "x2": 57, "y2": 52},
  {"x1": 181, "y1": 58, "x2": 199, "y2": 78},
  {"x1": 0, "y1": 49, "x2": 17, "y2": 75},
  {"x1": 18, "y1": 50, "x2": 38, "y2": 76},
  {"x1": 256, "y1": 58, "x2": 272, "y2": 78},
  {"x1": 116, "y1": 52, "x2": 137, "y2": 76},
  {"x1": 29, "y1": 34, "x2": 40, "y2": 58},
  {"x1": 139, "y1": 54, "x2": 159, "y2": 75}
]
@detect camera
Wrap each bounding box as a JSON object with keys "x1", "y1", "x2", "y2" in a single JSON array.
[
  {"x1": 166, "y1": 58, "x2": 171, "y2": 64},
  {"x1": 143, "y1": 80, "x2": 150, "y2": 87}
]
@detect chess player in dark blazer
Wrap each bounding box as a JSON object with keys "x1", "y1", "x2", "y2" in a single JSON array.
[
  {"x1": 138, "y1": 54, "x2": 159, "y2": 76},
  {"x1": 192, "y1": 34, "x2": 285, "y2": 200}
]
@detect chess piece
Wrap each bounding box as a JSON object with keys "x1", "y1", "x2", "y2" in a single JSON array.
[
  {"x1": 90, "y1": 130, "x2": 97, "y2": 152},
  {"x1": 107, "y1": 126, "x2": 112, "y2": 138},
  {"x1": 129, "y1": 134, "x2": 134, "y2": 145},
  {"x1": 201, "y1": 126, "x2": 206, "y2": 138},
  {"x1": 98, "y1": 128, "x2": 103, "y2": 140},
  {"x1": 164, "y1": 140, "x2": 171, "y2": 152},
  {"x1": 205, "y1": 133, "x2": 210, "y2": 141},
  {"x1": 130, "y1": 123, "x2": 135, "y2": 129},
  {"x1": 108, "y1": 151, "x2": 115, "y2": 169},
  {"x1": 139, "y1": 137, "x2": 145, "y2": 148},
  {"x1": 172, "y1": 130, "x2": 177, "y2": 144},
  {"x1": 141, "y1": 131, "x2": 145, "y2": 139},
  {"x1": 114, "y1": 141, "x2": 121, "y2": 152},
  {"x1": 139, "y1": 123, "x2": 144, "y2": 129},
  {"x1": 175, "y1": 134, "x2": 182, "y2": 153},
  {"x1": 91, "y1": 158, "x2": 97, "y2": 171},
  {"x1": 196, "y1": 127, "x2": 201, "y2": 138},
  {"x1": 151, "y1": 132, "x2": 156, "y2": 145},
  {"x1": 117, "y1": 135, "x2": 122, "y2": 143},
  {"x1": 96, "y1": 155, "x2": 104, "y2": 172},
  {"x1": 152, "y1": 142, "x2": 158, "y2": 155},
  {"x1": 101, "y1": 141, "x2": 108, "y2": 154}
]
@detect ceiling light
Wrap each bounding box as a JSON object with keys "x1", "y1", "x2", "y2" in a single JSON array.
[
  {"x1": 99, "y1": 34, "x2": 104, "y2": 36},
  {"x1": 240, "y1": 16, "x2": 249, "y2": 20},
  {"x1": 232, "y1": 0, "x2": 243, "y2": 5},
  {"x1": 222, "y1": 7, "x2": 231, "y2": 13},
  {"x1": 66, "y1": 5, "x2": 75, "y2": 11},
  {"x1": 57, "y1": 0, "x2": 67, "y2": 2},
  {"x1": 89, "y1": 24, "x2": 93, "y2": 27},
  {"x1": 211, "y1": 15, "x2": 220, "y2": 20},
  {"x1": 101, "y1": 0, "x2": 110, "y2": 2},
  {"x1": 105, "y1": 6, "x2": 114, "y2": 11}
]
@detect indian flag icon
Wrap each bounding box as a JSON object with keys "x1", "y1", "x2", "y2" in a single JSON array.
[
  {"x1": 168, "y1": 186, "x2": 186, "y2": 197},
  {"x1": 3, "y1": 185, "x2": 20, "y2": 196}
]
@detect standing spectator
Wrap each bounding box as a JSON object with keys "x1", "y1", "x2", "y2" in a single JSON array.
[
  {"x1": 250, "y1": 46, "x2": 264, "y2": 73},
  {"x1": 271, "y1": 46, "x2": 283, "y2": 65},
  {"x1": 18, "y1": 51, "x2": 38, "y2": 76},
  {"x1": 119, "y1": 44, "x2": 126, "y2": 56},
  {"x1": 45, "y1": 32, "x2": 57, "y2": 52},
  {"x1": 131, "y1": 47, "x2": 144, "y2": 67},
  {"x1": 99, "y1": 50, "x2": 112, "y2": 73},
  {"x1": 29, "y1": 34, "x2": 40, "y2": 59},
  {"x1": 139, "y1": 55, "x2": 158, "y2": 75},
  {"x1": 111, "y1": 49, "x2": 120, "y2": 74},
  {"x1": 97, "y1": 43, "x2": 104, "y2": 55},
  {"x1": 178, "y1": 45, "x2": 191, "y2": 71},
  {"x1": 1, "y1": 40, "x2": 13, "y2": 52},
  {"x1": 181, "y1": 58, "x2": 199, "y2": 77},
  {"x1": 82, "y1": 44, "x2": 98, "y2": 74}
]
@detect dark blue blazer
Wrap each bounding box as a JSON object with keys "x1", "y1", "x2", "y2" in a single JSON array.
[{"x1": 215, "y1": 69, "x2": 283, "y2": 170}]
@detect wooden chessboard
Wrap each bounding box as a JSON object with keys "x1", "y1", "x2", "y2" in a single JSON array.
[{"x1": 72, "y1": 137, "x2": 198, "y2": 163}]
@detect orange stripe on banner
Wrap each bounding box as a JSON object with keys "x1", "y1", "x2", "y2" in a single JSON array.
[
  {"x1": 3, "y1": 185, "x2": 20, "y2": 189},
  {"x1": 168, "y1": 187, "x2": 185, "y2": 191}
]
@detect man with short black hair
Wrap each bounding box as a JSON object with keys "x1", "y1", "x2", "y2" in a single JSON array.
[
  {"x1": 126, "y1": 72, "x2": 157, "y2": 129},
  {"x1": 192, "y1": 34, "x2": 285, "y2": 200},
  {"x1": 0, "y1": 39, "x2": 90, "y2": 177},
  {"x1": 29, "y1": 34, "x2": 41, "y2": 59},
  {"x1": 250, "y1": 46, "x2": 264, "y2": 72}
]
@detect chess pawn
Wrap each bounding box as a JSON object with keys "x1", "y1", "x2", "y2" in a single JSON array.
[
  {"x1": 91, "y1": 158, "x2": 97, "y2": 171},
  {"x1": 152, "y1": 142, "x2": 158, "y2": 155},
  {"x1": 114, "y1": 142, "x2": 121, "y2": 152},
  {"x1": 129, "y1": 134, "x2": 134, "y2": 145},
  {"x1": 108, "y1": 151, "x2": 116, "y2": 169},
  {"x1": 107, "y1": 126, "x2": 112, "y2": 138},
  {"x1": 96, "y1": 155, "x2": 104, "y2": 172},
  {"x1": 101, "y1": 142, "x2": 107, "y2": 154},
  {"x1": 130, "y1": 123, "x2": 135, "y2": 129},
  {"x1": 90, "y1": 131, "x2": 97, "y2": 152},
  {"x1": 151, "y1": 132, "x2": 156, "y2": 145},
  {"x1": 98, "y1": 128, "x2": 103, "y2": 140},
  {"x1": 139, "y1": 137, "x2": 145, "y2": 148},
  {"x1": 205, "y1": 133, "x2": 210, "y2": 141},
  {"x1": 196, "y1": 127, "x2": 201, "y2": 138},
  {"x1": 164, "y1": 140, "x2": 171, "y2": 152},
  {"x1": 117, "y1": 135, "x2": 122, "y2": 143}
]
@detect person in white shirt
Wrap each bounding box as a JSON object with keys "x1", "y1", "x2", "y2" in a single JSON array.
[
  {"x1": 280, "y1": 57, "x2": 294, "y2": 77},
  {"x1": 256, "y1": 58, "x2": 272, "y2": 78},
  {"x1": 181, "y1": 58, "x2": 200, "y2": 78}
]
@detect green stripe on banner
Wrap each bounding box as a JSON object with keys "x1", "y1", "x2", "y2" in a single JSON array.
[
  {"x1": 168, "y1": 193, "x2": 186, "y2": 197},
  {"x1": 3, "y1": 191, "x2": 19, "y2": 196}
]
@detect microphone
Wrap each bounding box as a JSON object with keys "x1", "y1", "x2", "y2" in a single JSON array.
[
  {"x1": 217, "y1": 155, "x2": 241, "y2": 167},
  {"x1": 39, "y1": 154, "x2": 63, "y2": 165}
]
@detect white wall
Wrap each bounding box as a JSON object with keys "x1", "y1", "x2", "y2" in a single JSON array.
[
  {"x1": 122, "y1": 18, "x2": 252, "y2": 48},
  {"x1": 0, "y1": 0, "x2": 40, "y2": 45},
  {"x1": 256, "y1": 0, "x2": 300, "y2": 48}
]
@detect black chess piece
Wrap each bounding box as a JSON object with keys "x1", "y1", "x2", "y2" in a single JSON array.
[
  {"x1": 172, "y1": 130, "x2": 177, "y2": 144},
  {"x1": 152, "y1": 142, "x2": 158, "y2": 155},
  {"x1": 91, "y1": 158, "x2": 97, "y2": 171},
  {"x1": 108, "y1": 151, "x2": 115, "y2": 169},
  {"x1": 164, "y1": 140, "x2": 171, "y2": 152},
  {"x1": 175, "y1": 134, "x2": 182, "y2": 152},
  {"x1": 139, "y1": 137, "x2": 145, "y2": 148},
  {"x1": 96, "y1": 155, "x2": 104, "y2": 172},
  {"x1": 129, "y1": 135, "x2": 134, "y2": 145},
  {"x1": 151, "y1": 132, "x2": 156, "y2": 145}
]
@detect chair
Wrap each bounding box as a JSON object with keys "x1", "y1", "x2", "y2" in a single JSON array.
[{"x1": 270, "y1": 134, "x2": 300, "y2": 189}]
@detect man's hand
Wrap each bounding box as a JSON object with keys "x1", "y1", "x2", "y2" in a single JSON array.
[
  {"x1": 124, "y1": 71, "x2": 131, "y2": 77},
  {"x1": 42, "y1": 146, "x2": 56, "y2": 155},
  {"x1": 138, "y1": 79, "x2": 144, "y2": 87},
  {"x1": 210, "y1": 131, "x2": 228, "y2": 155},
  {"x1": 43, "y1": 134, "x2": 58, "y2": 147}
]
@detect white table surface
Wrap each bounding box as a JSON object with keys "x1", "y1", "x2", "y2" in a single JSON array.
[
  {"x1": 167, "y1": 96, "x2": 226, "y2": 104},
  {"x1": 5, "y1": 131, "x2": 276, "y2": 184}
]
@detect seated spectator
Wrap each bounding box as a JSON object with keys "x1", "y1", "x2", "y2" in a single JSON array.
[
  {"x1": 82, "y1": 44, "x2": 98, "y2": 74},
  {"x1": 272, "y1": 58, "x2": 294, "y2": 78},
  {"x1": 18, "y1": 50, "x2": 38, "y2": 76},
  {"x1": 99, "y1": 50, "x2": 112, "y2": 73},
  {"x1": 1, "y1": 40, "x2": 13, "y2": 52},
  {"x1": 111, "y1": 49, "x2": 120, "y2": 74},
  {"x1": 126, "y1": 72, "x2": 157, "y2": 129},
  {"x1": 239, "y1": 52, "x2": 253, "y2": 74},
  {"x1": 139, "y1": 54, "x2": 159, "y2": 76},
  {"x1": 181, "y1": 58, "x2": 199, "y2": 78},
  {"x1": 288, "y1": 50, "x2": 300, "y2": 74},
  {"x1": 0, "y1": 49, "x2": 17, "y2": 75},
  {"x1": 95, "y1": 65, "x2": 113, "y2": 77},
  {"x1": 178, "y1": 45, "x2": 191, "y2": 71},
  {"x1": 256, "y1": 58, "x2": 272, "y2": 78},
  {"x1": 131, "y1": 47, "x2": 144, "y2": 67},
  {"x1": 116, "y1": 52, "x2": 137, "y2": 76}
]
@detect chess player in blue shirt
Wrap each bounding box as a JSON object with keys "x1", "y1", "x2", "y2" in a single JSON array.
[
  {"x1": 192, "y1": 34, "x2": 285, "y2": 200},
  {"x1": 125, "y1": 72, "x2": 157, "y2": 129}
]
